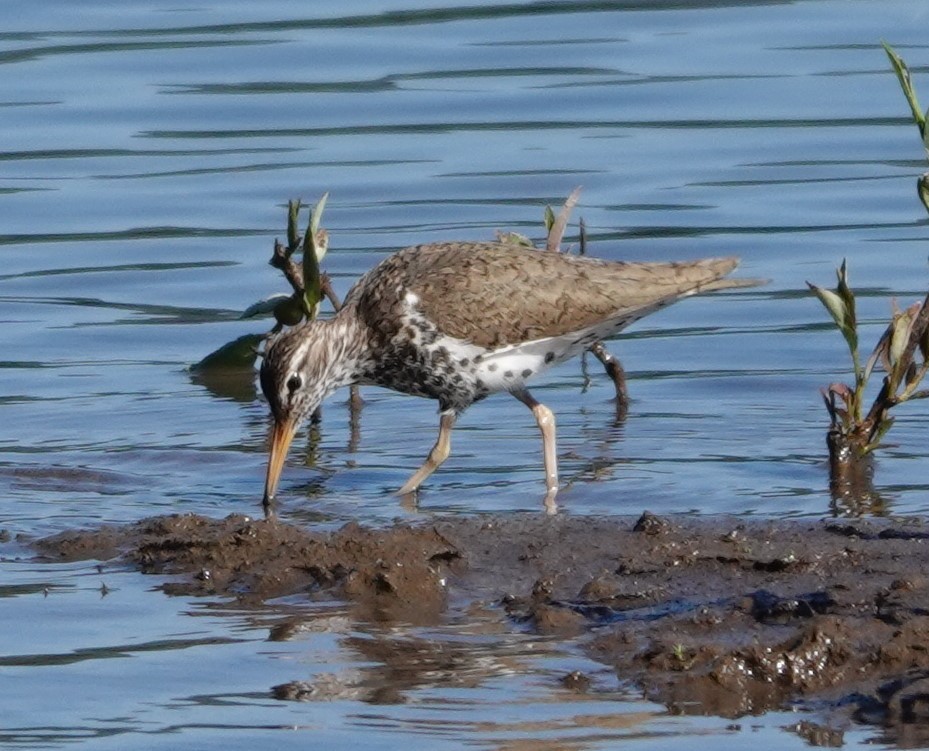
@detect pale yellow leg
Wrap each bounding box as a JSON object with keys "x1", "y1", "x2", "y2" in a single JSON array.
[
  {"x1": 397, "y1": 411, "x2": 456, "y2": 495},
  {"x1": 512, "y1": 389, "x2": 559, "y2": 514}
]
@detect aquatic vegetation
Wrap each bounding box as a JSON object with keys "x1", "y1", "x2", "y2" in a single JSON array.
[
  {"x1": 809, "y1": 262, "x2": 929, "y2": 503},
  {"x1": 809, "y1": 44, "x2": 929, "y2": 506},
  {"x1": 192, "y1": 194, "x2": 333, "y2": 371}
]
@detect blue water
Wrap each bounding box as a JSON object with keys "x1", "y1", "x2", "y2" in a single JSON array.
[{"x1": 2, "y1": 1, "x2": 928, "y2": 747}]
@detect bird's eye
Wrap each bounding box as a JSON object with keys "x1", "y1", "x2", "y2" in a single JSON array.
[{"x1": 286, "y1": 374, "x2": 302, "y2": 394}]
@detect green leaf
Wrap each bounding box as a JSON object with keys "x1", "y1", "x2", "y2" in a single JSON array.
[
  {"x1": 287, "y1": 199, "x2": 302, "y2": 250},
  {"x1": 496, "y1": 231, "x2": 534, "y2": 247},
  {"x1": 889, "y1": 310, "x2": 911, "y2": 368},
  {"x1": 240, "y1": 293, "x2": 292, "y2": 320},
  {"x1": 310, "y1": 192, "x2": 329, "y2": 263},
  {"x1": 808, "y1": 282, "x2": 849, "y2": 332},
  {"x1": 191, "y1": 333, "x2": 264, "y2": 372},
  {"x1": 809, "y1": 261, "x2": 861, "y2": 371},
  {"x1": 543, "y1": 205, "x2": 555, "y2": 235},
  {"x1": 835, "y1": 259, "x2": 857, "y2": 332},
  {"x1": 883, "y1": 40, "x2": 926, "y2": 137},
  {"x1": 919, "y1": 173, "x2": 929, "y2": 216},
  {"x1": 835, "y1": 260, "x2": 859, "y2": 358},
  {"x1": 925, "y1": 108, "x2": 929, "y2": 152},
  {"x1": 299, "y1": 192, "x2": 331, "y2": 319},
  {"x1": 302, "y1": 213, "x2": 323, "y2": 320}
]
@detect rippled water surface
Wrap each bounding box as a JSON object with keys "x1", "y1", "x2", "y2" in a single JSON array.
[{"x1": 3, "y1": 1, "x2": 929, "y2": 748}]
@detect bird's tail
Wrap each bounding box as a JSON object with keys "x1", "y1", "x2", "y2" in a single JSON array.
[{"x1": 698, "y1": 276, "x2": 767, "y2": 293}]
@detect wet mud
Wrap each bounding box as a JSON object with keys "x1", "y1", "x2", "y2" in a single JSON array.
[{"x1": 29, "y1": 510, "x2": 929, "y2": 739}]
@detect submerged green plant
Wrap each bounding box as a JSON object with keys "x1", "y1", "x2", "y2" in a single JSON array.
[
  {"x1": 809, "y1": 261, "x2": 929, "y2": 458},
  {"x1": 190, "y1": 333, "x2": 265, "y2": 372}
]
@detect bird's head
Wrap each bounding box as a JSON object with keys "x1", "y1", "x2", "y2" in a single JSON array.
[{"x1": 259, "y1": 322, "x2": 335, "y2": 514}]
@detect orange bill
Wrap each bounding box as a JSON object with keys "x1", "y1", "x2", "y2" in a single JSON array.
[{"x1": 263, "y1": 417, "x2": 297, "y2": 513}]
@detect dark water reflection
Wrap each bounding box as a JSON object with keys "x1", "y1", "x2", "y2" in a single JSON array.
[{"x1": 2, "y1": 0, "x2": 929, "y2": 748}]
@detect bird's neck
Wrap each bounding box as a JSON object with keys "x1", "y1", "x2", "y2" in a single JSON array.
[{"x1": 313, "y1": 305, "x2": 374, "y2": 390}]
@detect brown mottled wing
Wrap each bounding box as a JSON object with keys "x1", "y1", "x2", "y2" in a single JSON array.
[{"x1": 352, "y1": 242, "x2": 744, "y2": 349}]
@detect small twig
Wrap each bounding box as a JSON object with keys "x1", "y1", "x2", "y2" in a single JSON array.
[
  {"x1": 270, "y1": 235, "x2": 346, "y2": 312},
  {"x1": 546, "y1": 185, "x2": 582, "y2": 252},
  {"x1": 270, "y1": 239, "x2": 305, "y2": 296},
  {"x1": 321, "y1": 274, "x2": 343, "y2": 312}
]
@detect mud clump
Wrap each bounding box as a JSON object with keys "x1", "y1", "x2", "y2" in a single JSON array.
[
  {"x1": 36, "y1": 513, "x2": 459, "y2": 622},
  {"x1": 31, "y1": 511, "x2": 929, "y2": 736}
]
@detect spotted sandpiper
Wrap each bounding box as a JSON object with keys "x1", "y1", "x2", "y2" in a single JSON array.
[{"x1": 259, "y1": 241, "x2": 758, "y2": 516}]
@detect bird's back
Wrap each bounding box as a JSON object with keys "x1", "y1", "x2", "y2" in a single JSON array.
[{"x1": 348, "y1": 242, "x2": 747, "y2": 349}]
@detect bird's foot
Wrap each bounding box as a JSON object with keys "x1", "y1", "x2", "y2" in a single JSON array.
[
  {"x1": 542, "y1": 486, "x2": 558, "y2": 515},
  {"x1": 262, "y1": 494, "x2": 277, "y2": 521},
  {"x1": 395, "y1": 486, "x2": 420, "y2": 512},
  {"x1": 395, "y1": 478, "x2": 419, "y2": 496}
]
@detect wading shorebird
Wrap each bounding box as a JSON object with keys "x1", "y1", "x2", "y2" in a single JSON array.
[{"x1": 259, "y1": 241, "x2": 759, "y2": 517}]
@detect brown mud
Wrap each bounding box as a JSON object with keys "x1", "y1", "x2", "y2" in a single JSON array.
[{"x1": 30, "y1": 510, "x2": 929, "y2": 739}]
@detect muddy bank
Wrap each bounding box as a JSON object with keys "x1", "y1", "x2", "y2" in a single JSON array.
[{"x1": 30, "y1": 511, "x2": 929, "y2": 738}]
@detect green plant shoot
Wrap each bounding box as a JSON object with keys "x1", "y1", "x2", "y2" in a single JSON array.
[
  {"x1": 883, "y1": 42, "x2": 929, "y2": 214},
  {"x1": 301, "y1": 192, "x2": 329, "y2": 319},
  {"x1": 810, "y1": 260, "x2": 929, "y2": 456},
  {"x1": 882, "y1": 41, "x2": 926, "y2": 139}
]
